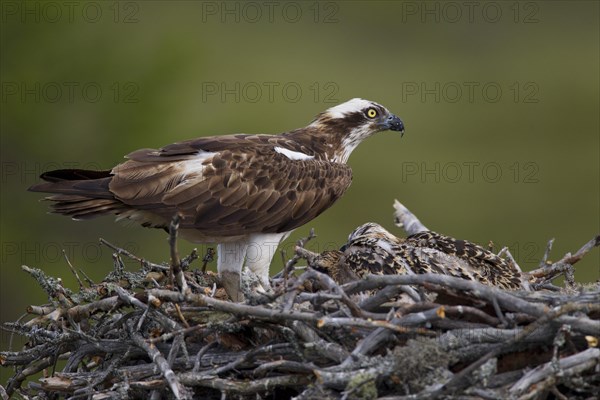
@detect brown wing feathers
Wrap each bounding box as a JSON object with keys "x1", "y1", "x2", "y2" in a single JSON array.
[{"x1": 28, "y1": 134, "x2": 353, "y2": 236}]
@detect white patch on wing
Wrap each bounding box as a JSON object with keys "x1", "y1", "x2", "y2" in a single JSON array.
[
  {"x1": 274, "y1": 146, "x2": 314, "y2": 161},
  {"x1": 326, "y1": 98, "x2": 373, "y2": 119},
  {"x1": 180, "y1": 151, "x2": 217, "y2": 176},
  {"x1": 169, "y1": 151, "x2": 216, "y2": 195}
]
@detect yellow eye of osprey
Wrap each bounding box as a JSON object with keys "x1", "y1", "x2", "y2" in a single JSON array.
[{"x1": 366, "y1": 108, "x2": 377, "y2": 118}]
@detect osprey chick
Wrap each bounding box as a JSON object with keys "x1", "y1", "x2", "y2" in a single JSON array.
[
  {"x1": 313, "y1": 223, "x2": 530, "y2": 291},
  {"x1": 29, "y1": 99, "x2": 405, "y2": 301}
]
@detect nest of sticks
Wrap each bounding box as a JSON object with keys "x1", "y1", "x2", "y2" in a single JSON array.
[{"x1": 1, "y1": 205, "x2": 599, "y2": 400}]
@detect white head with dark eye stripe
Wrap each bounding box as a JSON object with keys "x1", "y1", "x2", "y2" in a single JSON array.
[{"x1": 310, "y1": 98, "x2": 404, "y2": 163}]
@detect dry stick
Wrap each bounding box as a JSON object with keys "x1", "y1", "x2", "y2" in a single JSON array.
[
  {"x1": 511, "y1": 348, "x2": 600, "y2": 399},
  {"x1": 282, "y1": 262, "x2": 312, "y2": 312},
  {"x1": 280, "y1": 249, "x2": 290, "y2": 292},
  {"x1": 167, "y1": 333, "x2": 185, "y2": 367},
  {"x1": 210, "y1": 343, "x2": 291, "y2": 376},
  {"x1": 393, "y1": 199, "x2": 429, "y2": 234},
  {"x1": 99, "y1": 238, "x2": 169, "y2": 271},
  {"x1": 174, "y1": 304, "x2": 190, "y2": 328},
  {"x1": 127, "y1": 380, "x2": 165, "y2": 390},
  {"x1": 192, "y1": 342, "x2": 217, "y2": 373},
  {"x1": 180, "y1": 248, "x2": 199, "y2": 271},
  {"x1": 22, "y1": 296, "x2": 122, "y2": 328},
  {"x1": 528, "y1": 234, "x2": 600, "y2": 281},
  {"x1": 497, "y1": 246, "x2": 508, "y2": 258},
  {"x1": 62, "y1": 250, "x2": 85, "y2": 290},
  {"x1": 149, "y1": 288, "x2": 429, "y2": 335},
  {"x1": 148, "y1": 323, "x2": 207, "y2": 345},
  {"x1": 201, "y1": 247, "x2": 215, "y2": 273},
  {"x1": 20, "y1": 265, "x2": 64, "y2": 299},
  {"x1": 346, "y1": 274, "x2": 600, "y2": 335},
  {"x1": 169, "y1": 214, "x2": 189, "y2": 295},
  {"x1": 490, "y1": 296, "x2": 508, "y2": 326},
  {"x1": 563, "y1": 234, "x2": 600, "y2": 264},
  {"x1": 319, "y1": 317, "x2": 435, "y2": 335},
  {"x1": 177, "y1": 373, "x2": 311, "y2": 394},
  {"x1": 78, "y1": 268, "x2": 95, "y2": 286},
  {"x1": 305, "y1": 268, "x2": 365, "y2": 318},
  {"x1": 343, "y1": 274, "x2": 546, "y2": 316},
  {"x1": 539, "y1": 238, "x2": 555, "y2": 267},
  {"x1": 401, "y1": 302, "x2": 501, "y2": 326},
  {"x1": 357, "y1": 284, "x2": 420, "y2": 311},
  {"x1": 288, "y1": 320, "x2": 349, "y2": 363},
  {"x1": 66, "y1": 296, "x2": 122, "y2": 322},
  {"x1": 113, "y1": 286, "x2": 181, "y2": 334},
  {"x1": 128, "y1": 320, "x2": 188, "y2": 400},
  {"x1": 341, "y1": 276, "x2": 599, "y2": 369},
  {"x1": 549, "y1": 387, "x2": 569, "y2": 400},
  {"x1": 37, "y1": 376, "x2": 83, "y2": 395},
  {"x1": 167, "y1": 215, "x2": 191, "y2": 329},
  {"x1": 296, "y1": 292, "x2": 343, "y2": 304},
  {"x1": 273, "y1": 228, "x2": 316, "y2": 280},
  {"x1": 340, "y1": 307, "x2": 445, "y2": 367},
  {"x1": 70, "y1": 353, "x2": 127, "y2": 399},
  {"x1": 503, "y1": 248, "x2": 533, "y2": 291},
  {"x1": 5, "y1": 356, "x2": 56, "y2": 395},
  {"x1": 26, "y1": 305, "x2": 54, "y2": 316},
  {"x1": 430, "y1": 302, "x2": 600, "y2": 398},
  {"x1": 253, "y1": 359, "x2": 316, "y2": 377},
  {"x1": 114, "y1": 286, "x2": 149, "y2": 311}
]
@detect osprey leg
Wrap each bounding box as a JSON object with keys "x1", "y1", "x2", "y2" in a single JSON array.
[
  {"x1": 217, "y1": 240, "x2": 249, "y2": 302},
  {"x1": 245, "y1": 231, "x2": 292, "y2": 289}
]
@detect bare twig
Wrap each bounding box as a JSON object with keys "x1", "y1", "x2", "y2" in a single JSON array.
[
  {"x1": 539, "y1": 238, "x2": 555, "y2": 267},
  {"x1": 200, "y1": 247, "x2": 215, "y2": 273},
  {"x1": 128, "y1": 320, "x2": 188, "y2": 400},
  {"x1": 273, "y1": 228, "x2": 316, "y2": 280},
  {"x1": 100, "y1": 238, "x2": 169, "y2": 271},
  {"x1": 393, "y1": 199, "x2": 428, "y2": 234},
  {"x1": 510, "y1": 348, "x2": 600, "y2": 397},
  {"x1": 62, "y1": 249, "x2": 85, "y2": 290},
  {"x1": 527, "y1": 234, "x2": 599, "y2": 286},
  {"x1": 169, "y1": 214, "x2": 189, "y2": 294}
]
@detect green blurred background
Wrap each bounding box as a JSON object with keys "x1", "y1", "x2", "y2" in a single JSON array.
[{"x1": 1, "y1": 0, "x2": 598, "y2": 384}]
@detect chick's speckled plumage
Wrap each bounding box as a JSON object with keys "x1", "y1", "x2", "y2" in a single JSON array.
[{"x1": 314, "y1": 223, "x2": 527, "y2": 290}]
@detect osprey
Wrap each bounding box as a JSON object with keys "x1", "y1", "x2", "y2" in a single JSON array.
[
  {"x1": 312, "y1": 223, "x2": 530, "y2": 291},
  {"x1": 29, "y1": 98, "x2": 405, "y2": 300}
]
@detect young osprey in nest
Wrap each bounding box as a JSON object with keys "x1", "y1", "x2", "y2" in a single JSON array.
[
  {"x1": 29, "y1": 99, "x2": 405, "y2": 301},
  {"x1": 312, "y1": 223, "x2": 530, "y2": 291}
]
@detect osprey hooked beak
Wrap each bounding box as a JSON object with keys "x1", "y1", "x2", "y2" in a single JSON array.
[{"x1": 380, "y1": 113, "x2": 405, "y2": 135}]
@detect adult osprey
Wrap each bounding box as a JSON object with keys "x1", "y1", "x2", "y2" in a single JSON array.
[{"x1": 29, "y1": 98, "x2": 405, "y2": 300}]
